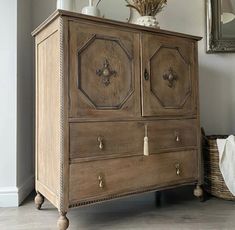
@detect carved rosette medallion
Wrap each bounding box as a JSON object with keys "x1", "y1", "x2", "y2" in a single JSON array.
[
  {"x1": 96, "y1": 59, "x2": 117, "y2": 86},
  {"x1": 163, "y1": 67, "x2": 178, "y2": 88}
]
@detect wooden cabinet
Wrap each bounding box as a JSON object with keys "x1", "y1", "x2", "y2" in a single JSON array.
[{"x1": 33, "y1": 10, "x2": 202, "y2": 230}]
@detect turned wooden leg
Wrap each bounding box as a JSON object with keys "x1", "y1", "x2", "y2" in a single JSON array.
[
  {"x1": 57, "y1": 212, "x2": 69, "y2": 230},
  {"x1": 193, "y1": 185, "x2": 204, "y2": 201},
  {"x1": 34, "y1": 192, "x2": 44, "y2": 210}
]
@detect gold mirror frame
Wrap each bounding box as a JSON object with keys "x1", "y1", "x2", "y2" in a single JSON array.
[{"x1": 206, "y1": 0, "x2": 235, "y2": 53}]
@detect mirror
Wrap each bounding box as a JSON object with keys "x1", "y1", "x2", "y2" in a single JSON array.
[{"x1": 206, "y1": 0, "x2": 235, "y2": 52}]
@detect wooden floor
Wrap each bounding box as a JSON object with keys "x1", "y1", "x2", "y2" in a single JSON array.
[{"x1": 1, "y1": 186, "x2": 235, "y2": 230}]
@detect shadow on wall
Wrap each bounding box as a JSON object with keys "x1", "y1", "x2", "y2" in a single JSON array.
[
  {"x1": 199, "y1": 62, "x2": 235, "y2": 135},
  {"x1": 32, "y1": 0, "x2": 57, "y2": 29}
]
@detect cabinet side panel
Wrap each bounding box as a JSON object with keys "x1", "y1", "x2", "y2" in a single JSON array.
[{"x1": 35, "y1": 19, "x2": 61, "y2": 207}]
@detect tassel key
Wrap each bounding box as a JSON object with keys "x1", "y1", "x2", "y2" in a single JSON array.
[{"x1": 144, "y1": 125, "x2": 149, "y2": 156}]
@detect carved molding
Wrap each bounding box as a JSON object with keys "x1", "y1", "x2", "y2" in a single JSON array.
[{"x1": 69, "y1": 181, "x2": 196, "y2": 208}]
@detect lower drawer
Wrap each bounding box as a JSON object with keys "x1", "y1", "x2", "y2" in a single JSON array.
[{"x1": 69, "y1": 150, "x2": 198, "y2": 204}]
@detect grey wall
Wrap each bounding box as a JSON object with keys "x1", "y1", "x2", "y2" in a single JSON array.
[
  {"x1": 17, "y1": 0, "x2": 34, "y2": 203},
  {"x1": 32, "y1": 0, "x2": 57, "y2": 30}
]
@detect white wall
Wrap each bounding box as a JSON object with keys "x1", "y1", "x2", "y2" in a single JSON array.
[
  {"x1": 0, "y1": 0, "x2": 35, "y2": 207},
  {"x1": 0, "y1": 0, "x2": 18, "y2": 207}
]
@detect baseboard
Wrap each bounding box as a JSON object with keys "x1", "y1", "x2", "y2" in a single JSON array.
[
  {"x1": 0, "y1": 175, "x2": 34, "y2": 207},
  {"x1": 0, "y1": 186, "x2": 19, "y2": 207}
]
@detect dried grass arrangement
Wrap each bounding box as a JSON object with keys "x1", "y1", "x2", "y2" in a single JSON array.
[{"x1": 126, "y1": 0, "x2": 167, "y2": 16}]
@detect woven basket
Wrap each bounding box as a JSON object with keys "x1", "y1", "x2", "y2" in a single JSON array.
[{"x1": 203, "y1": 134, "x2": 235, "y2": 201}]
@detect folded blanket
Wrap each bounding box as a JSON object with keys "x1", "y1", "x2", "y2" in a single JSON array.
[{"x1": 217, "y1": 135, "x2": 235, "y2": 196}]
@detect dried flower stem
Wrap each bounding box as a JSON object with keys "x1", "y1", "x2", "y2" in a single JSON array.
[
  {"x1": 96, "y1": 0, "x2": 102, "y2": 7},
  {"x1": 126, "y1": 0, "x2": 167, "y2": 16}
]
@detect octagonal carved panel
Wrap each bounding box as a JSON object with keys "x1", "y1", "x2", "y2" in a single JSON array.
[
  {"x1": 149, "y1": 46, "x2": 191, "y2": 109},
  {"x1": 77, "y1": 35, "x2": 133, "y2": 110}
]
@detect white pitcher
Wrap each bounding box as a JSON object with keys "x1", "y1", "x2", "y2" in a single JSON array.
[
  {"x1": 81, "y1": 0, "x2": 100, "y2": 17},
  {"x1": 57, "y1": 0, "x2": 75, "y2": 11}
]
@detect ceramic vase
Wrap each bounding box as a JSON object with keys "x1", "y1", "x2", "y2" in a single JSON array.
[
  {"x1": 82, "y1": 0, "x2": 100, "y2": 17},
  {"x1": 57, "y1": 0, "x2": 75, "y2": 11},
  {"x1": 135, "y1": 16, "x2": 160, "y2": 29}
]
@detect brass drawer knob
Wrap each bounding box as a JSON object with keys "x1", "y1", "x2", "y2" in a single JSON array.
[
  {"x1": 97, "y1": 137, "x2": 104, "y2": 150},
  {"x1": 175, "y1": 131, "x2": 180, "y2": 142},
  {"x1": 175, "y1": 163, "x2": 181, "y2": 176},
  {"x1": 98, "y1": 175, "x2": 105, "y2": 189}
]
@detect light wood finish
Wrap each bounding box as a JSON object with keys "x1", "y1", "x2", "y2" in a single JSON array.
[
  {"x1": 35, "y1": 18, "x2": 61, "y2": 208},
  {"x1": 33, "y1": 10, "x2": 202, "y2": 229}
]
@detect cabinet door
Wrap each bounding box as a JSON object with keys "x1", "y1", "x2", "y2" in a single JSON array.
[
  {"x1": 141, "y1": 33, "x2": 198, "y2": 117},
  {"x1": 69, "y1": 21, "x2": 140, "y2": 119}
]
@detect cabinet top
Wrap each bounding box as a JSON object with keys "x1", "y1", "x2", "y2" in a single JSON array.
[{"x1": 32, "y1": 9, "x2": 202, "y2": 41}]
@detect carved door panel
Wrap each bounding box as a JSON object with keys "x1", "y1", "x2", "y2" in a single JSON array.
[
  {"x1": 69, "y1": 21, "x2": 140, "y2": 119},
  {"x1": 141, "y1": 33, "x2": 197, "y2": 117}
]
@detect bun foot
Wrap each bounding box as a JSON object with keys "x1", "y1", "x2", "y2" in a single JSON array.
[
  {"x1": 34, "y1": 192, "x2": 44, "y2": 210},
  {"x1": 194, "y1": 185, "x2": 204, "y2": 201},
  {"x1": 57, "y1": 212, "x2": 69, "y2": 230}
]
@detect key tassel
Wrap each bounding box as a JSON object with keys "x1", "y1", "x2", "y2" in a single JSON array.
[{"x1": 144, "y1": 125, "x2": 149, "y2": 156}]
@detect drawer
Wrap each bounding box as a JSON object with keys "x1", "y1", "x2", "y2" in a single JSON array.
[
  {"x1": 69, "y1": 150, "x2": 198, "y2": 203},
  {"x1": 148, "y1": 119, "x2": 198, "y2": 153},
  {"x1": 70, "y1": 120, "x2": 198, "y2": 159},
  {"x1": 70, "y1": 122, "x2": 143, "y2": 159}
]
